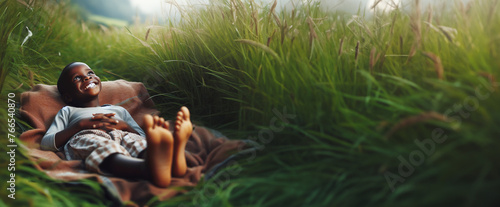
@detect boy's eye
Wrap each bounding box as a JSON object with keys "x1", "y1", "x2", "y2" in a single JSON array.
[
  {"x1": 73, "y1": 76, "x2": 81, "y2": 81},
  {"x1": 88, "y1": 71, "x2": 94, "y2": 75}
]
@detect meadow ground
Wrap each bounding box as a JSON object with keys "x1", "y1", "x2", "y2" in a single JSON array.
[{"x1": 1, "y1": 0, "x2": 500, "y2": 206}]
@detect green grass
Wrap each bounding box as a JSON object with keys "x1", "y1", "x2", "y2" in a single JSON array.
[{"x1": 1, "y1": 0, "x2": 500, "y2": 206}]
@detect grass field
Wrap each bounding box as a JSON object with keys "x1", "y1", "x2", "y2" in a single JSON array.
[
  {"x1": 87, "y1": 14, "x2": 129, "y2": 27},
  {"x1": 1, "y1": 0, "x2": 500, "y2": 206}
]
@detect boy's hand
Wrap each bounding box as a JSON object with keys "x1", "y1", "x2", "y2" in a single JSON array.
[
  {"x1": 77, "y1": 113, "x2": 117, "y2": 130},
  {"x1": 87, "y1": 113, "x2": 133, "y2": 133},
  {"x1": 92, "y1": 113, "x2": 116, "y2": 119}
]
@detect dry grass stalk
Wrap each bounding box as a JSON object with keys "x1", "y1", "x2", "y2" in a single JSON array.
[
  {"x1": 252, "y1": 10, "x2": 259, "y2": 37},
  {"x1": 410, "y1": 0, "x2": 422, "y2": 48},
  {"x1": 425, "y1": 4, "x2": 433, "y2": 34},
  {"x1": 129, "y1": 33, "x2": 159, "y2": 57},
  {"x1": 423, "y1": 52, "x2": 444, "y2": 80},
  {"x1": 268, "y1": 0, "x2": 277, "y2": 20},
  {"x1": 81, "y1": 21, "x2": 88, "y2": 33},
  {"x1": 326, "y1": 22, "x2": 336, "y2": 40},
  {"x1": 236, "y1": 39, "x2": 281, "y2": 61},
  {"x1": 267, "y1": 29, "x2": 276, "y2": 46},
  {"x1": 355, "y1": 41, "x2": 360, "y2": 61},
  {"x1": 338, "y1": 37, "x2": 344, "y2": 56},
  {"x1": 369, "y1": 47, "x2": 377, "y2": 74},
  {"x1": 390, "y1": 12, "x2": 398, "y2": 35},
  {"x1": 281, "y1": 18, "x2": 287, "y2": 45},
  {"x1": 230, "y1": 0, "x2": 237, "y2": 24},
  {"x1": 385, "y1": 111, "x2": 448, "y2": 139},
  {"x1": 14, "y1": 83, "x2": 23, "y2": 90},
  {"x1": 465, "y1": 2, "x2": 472, "y2": 14},
  {"x1": 478, "y1": 72, "x2": 499, "y2": 88},
  {"x1": 145, "y1": 28, "x2": 151, "y2": 41},
  {"x1": 406, "y1": 44, "x2": 417, "y2": 64},
  {"x1": 104, "y1": 70, "x2": 125, "y2": 79},
  {"x1": 438, "y1": 26, "x2": 456, "y2": 43},
  {"x1": 376, "y1": 50, "x2": 383, "y2": 69},
  {"x1": 273, "y1": 12, "x2": 281, "y2": 27},
  {"x1": 371, "y1": 0, "x2": 382, "y2": 10},
  {"x1": 28, "y1": 70, "x2": 34, "y2": 87},
  {"x1": 424, "y1": 21, "x2": 456, "y2": 42},
  {"x1": 270, "y1": 11, "x2": 287, "y2": 45},
  {"x1": 487, "y1": 0, "x2": 499, "y2": 26},
  {"x1": 99, "y1": 24, "x2": 110, "y2": 34},
  {"x1": 307, "y1": 17, "x2": 318, "y2": 48},
  {"x1": 378, "y1": 164, "x2": 388, "y2": 173},
  {"x1": 459, "y1": 1, "x2": 466, "y2": 18},
  {"x1": 16, "y1": 0, "x2": 29, "y2": 7}
]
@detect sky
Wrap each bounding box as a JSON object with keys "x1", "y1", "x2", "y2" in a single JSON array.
[
  {"x1": 129, "y1": 0, "x2": 469, "y2": 20},
  {"x1": 129, "y1": 0, "x2": 400, "y2": 17}
]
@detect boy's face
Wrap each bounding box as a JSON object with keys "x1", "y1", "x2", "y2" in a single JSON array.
[{"x1": 62, "y1": 63, "x2": 102, "y2": 104}]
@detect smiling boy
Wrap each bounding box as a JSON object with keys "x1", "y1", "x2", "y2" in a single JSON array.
[{"x1": 41, "y1": 62, "x2": 191, "y2": 187}]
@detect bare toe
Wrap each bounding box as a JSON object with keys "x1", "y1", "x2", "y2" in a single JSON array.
[
  {"x1": 180, "y1": 106, "x2": 190, "y2": 119},
  {"x1": 143, "y1": 114, "x2": 154, "y2": 129},
  {"x1": 158, "y1": 117, "x2": 165, "y2": 127},
  {"x1": 172, "y1": 106, "x2": 192, "y2": 177}
]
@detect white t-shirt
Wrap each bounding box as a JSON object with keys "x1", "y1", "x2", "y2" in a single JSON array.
[{"x1": 41, "y1": 105, "x2": 146, "y2": 151}]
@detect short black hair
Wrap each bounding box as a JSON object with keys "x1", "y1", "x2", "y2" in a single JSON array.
[{"x1": 57, "y1": 62, "x2": 88, "y2": 100}]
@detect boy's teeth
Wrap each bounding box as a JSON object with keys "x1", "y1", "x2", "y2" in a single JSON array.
[{"x1": 85, "y1": 83, "x2": 96, "y2": 89}]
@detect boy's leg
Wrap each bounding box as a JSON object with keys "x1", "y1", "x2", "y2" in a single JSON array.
[
  {"x1": 172, "y1": 106, "x2": 193, "y2": 177},
  {"x1": 99, "y1": 116, "x2": 176, "y2": 187},
  {"x1": 143, "y1": 114, "x2": 174, "y2": 187},
  {"x1": 100, "y1": 154, "x2": 148, "y2": 179},
  {"x1": 96, "y1": 130, "x2": 150, "y2": 179},
  {"x1": 65, "y1": 129, "x2": 142, "y2": 175}
]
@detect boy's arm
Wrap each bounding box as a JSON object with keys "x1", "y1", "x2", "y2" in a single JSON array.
[
  {"x1": 41, "y1": 107, "x2": 70, "y2": 151},
  {"x1": 53, "y1": 123, "x2": 84, "y2": 149},
  {"x1": 42, "y1": 107, "x2": 126, "y2": 151},
  {"x1": 42, "y1": 107, "x2": 83, "y2": 151},
  {"x1": 54, "y1": 113, "x2": 132, "y2": 148}
]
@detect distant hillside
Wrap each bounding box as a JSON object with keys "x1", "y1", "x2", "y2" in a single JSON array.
[{"x1": 71, "y1": 0, "x2": 145, "y2": 23}]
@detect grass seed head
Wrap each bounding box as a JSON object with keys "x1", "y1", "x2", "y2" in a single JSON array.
[
  {"x1": 423, "y1": 52, "x2": 444, "y2": 80},
  {"x1": 307, "y1": 17, "x2": 318, "y2": 48},
  {"x1": 355, "y1": 41, "x2": 360, "y2": 61},
  {"x1": 145, "y1": 28, "x2": 151, "y2": 41},
  {"x1": 385, "y1": 111, "x2": 448, "y2": 139},
  {"x1": 236, "y1": 39, "x2": 281, "y2": 62},
  {"x1": 479, "y1": 72, "x2": 499, "y2": 88},
  {"x1": 268, "y1": 0, "x2": 277, "y2": 20},
  {"x1": 370, "y1": 47, "x2": 377, "y2": 74}
]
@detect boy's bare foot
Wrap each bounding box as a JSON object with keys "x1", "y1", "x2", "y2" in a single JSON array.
[
  {"x1": 143, "y1": 114, "x2": 174, "y2": 187},
  {"x1": 172, "y1": 106, "x2": 192, "y2": 177}
]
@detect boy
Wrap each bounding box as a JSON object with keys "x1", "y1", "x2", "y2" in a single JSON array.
[{"x1": 41, "y1": 62, "x2": 192, "y2": 187}]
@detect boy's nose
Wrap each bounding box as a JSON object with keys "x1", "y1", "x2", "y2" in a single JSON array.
[{"x1": 84, "y1": 75, "x2": 92, "y2": 81}]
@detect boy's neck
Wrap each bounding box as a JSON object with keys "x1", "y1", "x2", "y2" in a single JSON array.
[{"x1": 71, "y1": 98, "x2": 100, "y2": 107}]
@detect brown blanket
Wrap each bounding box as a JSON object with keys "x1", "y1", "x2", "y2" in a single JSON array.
[{"x1": 19, "y1": 80, "x2": 245, "y2": 206}]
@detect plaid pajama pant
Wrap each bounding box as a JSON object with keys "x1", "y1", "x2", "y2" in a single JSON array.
[{"x1": 64, "y1": 129, "x2": 147, "y2": 173}]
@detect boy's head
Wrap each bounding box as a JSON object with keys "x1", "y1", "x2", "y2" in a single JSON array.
[{"x1": 57, "y1": 62, "x2": 102, "y2": 105}]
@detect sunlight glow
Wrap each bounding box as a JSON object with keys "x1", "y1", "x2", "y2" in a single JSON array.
[{"x1": 367, "y1": 0, "x2": 401, "y2": 12}]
